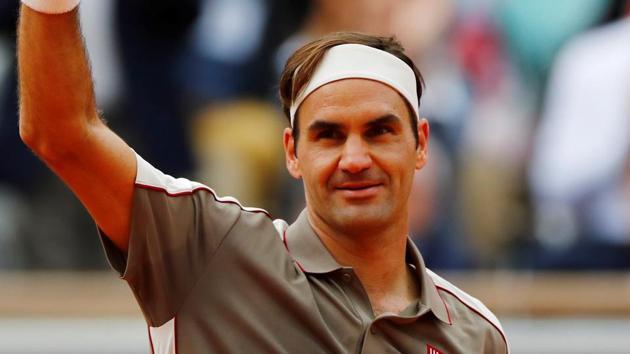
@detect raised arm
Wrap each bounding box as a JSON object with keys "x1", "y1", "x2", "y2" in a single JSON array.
[{"x1": 18, "y1": 5, "x2": 135, "y2": 252}]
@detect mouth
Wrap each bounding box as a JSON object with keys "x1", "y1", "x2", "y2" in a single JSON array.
[{"x1": 334, "y1": 182, "x2": 383, "y2": 199}]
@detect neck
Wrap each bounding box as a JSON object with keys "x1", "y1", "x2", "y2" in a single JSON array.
[{"x1": 307, "y1": 210, "x2": 418, "y2": 315}]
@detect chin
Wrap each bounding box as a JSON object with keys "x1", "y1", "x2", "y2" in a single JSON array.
[{"x1": 330, "y1": 204, "x2": 393, "y2": 234}]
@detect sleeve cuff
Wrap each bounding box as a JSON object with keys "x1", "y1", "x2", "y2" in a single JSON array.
[{"x1": 21, "y1": 0, "x2": 80, "y2": 14}]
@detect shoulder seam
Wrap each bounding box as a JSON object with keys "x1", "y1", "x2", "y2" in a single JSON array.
[
  {"x1": 133, "y1": 152, "x2": 272, "y2": 218},
  {"x1": 135, "y1": 183, "x2": 273, "y2": 219},
  {"x1": 436, "y1": 285, "x2": 508, "y2": 352},
  {"x1": 428, "y1": 270, "x2": 509, "y2": 353}
]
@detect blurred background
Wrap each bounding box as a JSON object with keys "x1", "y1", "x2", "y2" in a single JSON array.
[{"x1": 0, "y1": 0, "x2": 629, "y2": 352}]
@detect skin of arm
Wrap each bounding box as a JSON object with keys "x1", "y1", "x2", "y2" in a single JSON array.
[{"x1": 18, "y1": 5, "x2": 135, "y2": 252}]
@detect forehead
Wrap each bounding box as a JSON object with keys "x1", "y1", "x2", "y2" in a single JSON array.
[{"x1": 297, "y1": 78, "x2": 410, "y2": 125}]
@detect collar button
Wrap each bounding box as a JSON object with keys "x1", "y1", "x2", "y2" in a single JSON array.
[{"x1": 342, "y1": 272, "x2": 352, "y2": 283}]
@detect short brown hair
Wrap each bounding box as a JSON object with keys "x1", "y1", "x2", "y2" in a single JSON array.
[{"x1": 278, "y1": 32, "x2": 425, "y2": 148}]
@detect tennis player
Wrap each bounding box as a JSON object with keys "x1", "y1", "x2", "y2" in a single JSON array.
[{"x1": 18, "y1": 1, "x2": 509, "y2": 353}]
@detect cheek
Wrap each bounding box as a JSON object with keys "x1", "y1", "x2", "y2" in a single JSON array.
[
  {"x1": 300, "y1": 148, "x2": 339, "y2": 184},
  {"x1": 378, "y1": 149, "x2": 417, "y2": 182}
]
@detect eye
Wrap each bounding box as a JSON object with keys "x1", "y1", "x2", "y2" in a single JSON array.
[
  {"x1": 366, "y1": 125, "x2": 394, "y2": 138},
  {"x1": 316, "y1": 129, "x2": 344, "y2": 140}
]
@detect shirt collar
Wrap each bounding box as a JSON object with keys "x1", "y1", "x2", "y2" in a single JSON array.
[
  {"x1": 284, "y1": 209, "x2": 342, "y2": 273},
  {"x1": 284, "y1": 209, "x2": 451, "y2": 325},
  {"x1": 407, "y1": 237, "x2": 452, "y2": 325}
]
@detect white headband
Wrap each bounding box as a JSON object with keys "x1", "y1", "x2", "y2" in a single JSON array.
[{"x1": 289, "y1": 43, "x2": 419, "y2": 126}]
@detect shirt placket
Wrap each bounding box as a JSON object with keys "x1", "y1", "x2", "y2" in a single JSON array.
[
  {"x1": 361, "y1": 303, "x2": 433, "y2": 353},
  {"x1": 331, "y1": 268, "x2": 379, "y2": 353},
  {"x1": 332, "y1": 268, "x2": 425, "y2": 354}
]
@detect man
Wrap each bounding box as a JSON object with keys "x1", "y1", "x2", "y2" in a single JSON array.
[{"x1": 18, "y1": 1, "x2": 508, "y2": 353}]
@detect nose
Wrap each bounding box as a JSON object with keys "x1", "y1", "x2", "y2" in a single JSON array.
[{"x1": 338, "y1": 135, "x2": 372, "y2": 174}]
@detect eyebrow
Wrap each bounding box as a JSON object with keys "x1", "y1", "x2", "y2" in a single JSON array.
[
  {"x1": 307, "y1": 114, "x2": 402, "y2": 133},
  {"x1": 307, "y1": 120, "x2": 343, "y2": 133},
  {"x1": 366, "y1": 114, "x2": 402, "y2": 128}
]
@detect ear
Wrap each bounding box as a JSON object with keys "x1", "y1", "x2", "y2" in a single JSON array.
[
  {"x1": 283, "y1": 127, "x2": 302, "y2": 179},
  {"x1": 415, "y1": 118, "x2": 430, "y2": 170}
]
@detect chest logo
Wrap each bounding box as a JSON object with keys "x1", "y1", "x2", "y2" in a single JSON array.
[{"x1": 426, "y1": 344, "x2": 444, "y2": 354}]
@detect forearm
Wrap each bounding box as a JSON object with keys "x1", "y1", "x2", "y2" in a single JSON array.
[
  {"x1": 18, "y1": 5, "x2": 99, "y2": 157},
  {"x1": 17, "y1": 4, "x2": 136, "y2": 250}
]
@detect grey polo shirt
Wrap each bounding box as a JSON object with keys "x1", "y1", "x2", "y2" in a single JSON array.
[{"x1": 100, "y1": 154, "x2": 509, "y2": 354}]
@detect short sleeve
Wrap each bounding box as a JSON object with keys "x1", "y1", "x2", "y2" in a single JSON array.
[{"x1": 98, "y1": 153, "x2": 254, "y2": 326}]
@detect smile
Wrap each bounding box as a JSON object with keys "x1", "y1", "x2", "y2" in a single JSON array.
[{"x1": 334, "y1": 183, "x2": 383, "y2": 199}]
